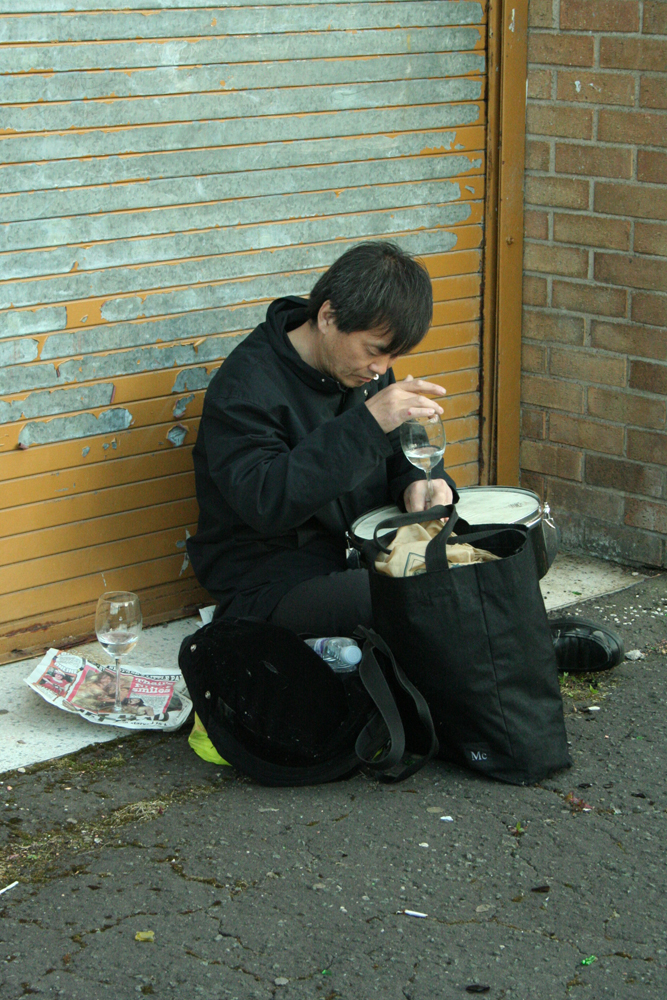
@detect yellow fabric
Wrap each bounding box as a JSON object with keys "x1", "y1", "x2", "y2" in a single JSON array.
[
  {"x1": 375, "y1": 521, "x2": 500, "y2": 578},
  {"x1": 188, "y1": 713, "x2": 230, "y2": 766}
]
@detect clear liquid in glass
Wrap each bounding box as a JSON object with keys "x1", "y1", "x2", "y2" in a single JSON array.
[{"x1": 96, "y1": 629, "x2": 140, "y2": 658}]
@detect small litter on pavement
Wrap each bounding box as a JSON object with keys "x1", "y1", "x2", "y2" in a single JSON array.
[
  {"x1": 134, "y1": 931, "x2": 155, "y2": 943},
  {"x1": 0, "y1": 881, "x2": 19, "y2": 896},
  {"x1": 441, "y1": 815, "x2": 454, "y2": 821},
  {"x1": 581, "y1": 955, "x2": 597, "y2": 966},
  {"x1": 625, "y1": 649, "x2": 645, "y2": 660},
  {"x1": 403, "y1": 909, "x2": 428, "y2": 918}
]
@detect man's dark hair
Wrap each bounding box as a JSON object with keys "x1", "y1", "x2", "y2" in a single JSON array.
[{"x1": 307, "y1": 241, "x2": 433, "y2": 355}]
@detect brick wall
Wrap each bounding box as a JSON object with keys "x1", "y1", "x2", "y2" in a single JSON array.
[{"x1": 521, "y1": 0, "x2": 667, "y2": 568}]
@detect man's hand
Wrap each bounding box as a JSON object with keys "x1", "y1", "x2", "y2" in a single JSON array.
[
  {"x1": 365, "y1": 376, "x2": 446, "y2": 434},
  {"x1": 404, "y1": 478, "x2": 453, "y2": 513}
]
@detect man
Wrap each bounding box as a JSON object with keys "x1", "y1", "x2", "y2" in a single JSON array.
[{"x1": 187, "y1": 241, "x2": 457, "y2": 636}]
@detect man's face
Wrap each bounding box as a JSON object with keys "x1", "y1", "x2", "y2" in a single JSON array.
[{"x1": 317, "y1": 309, "x2": 402, "y2": 388}]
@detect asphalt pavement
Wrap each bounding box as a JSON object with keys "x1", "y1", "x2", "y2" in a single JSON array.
[{"x1": 0, "y1": 573, "x2": 665, "y2": 1000}]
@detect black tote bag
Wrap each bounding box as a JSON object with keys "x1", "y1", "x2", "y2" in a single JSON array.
[
  {"x1": 178, "y1": 618, "x2": 438, "y2": 786},
  {"x1": 365, "y1": 505, "x2": 571, "y2": 785}
]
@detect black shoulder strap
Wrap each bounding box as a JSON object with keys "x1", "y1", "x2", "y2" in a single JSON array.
[{"x1": 354, "y1": 627, "x2": 439, "y2": 783}]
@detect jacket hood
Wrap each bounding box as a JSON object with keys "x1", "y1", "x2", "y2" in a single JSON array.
[{"x1": 266, "y1": 296, "x2": 349, "y2": 395}]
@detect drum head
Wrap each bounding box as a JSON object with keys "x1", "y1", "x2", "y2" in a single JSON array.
[
  {"x1": 456, "y1": 487, "x2": 541, "y2": 526},
  {"x1": 350, "y1": 504, "x2": 401, "y2": 543}
]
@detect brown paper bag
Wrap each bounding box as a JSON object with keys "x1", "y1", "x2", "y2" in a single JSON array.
[{"x1": 375, "y1": 520, "x2": 500, "y2": 578}]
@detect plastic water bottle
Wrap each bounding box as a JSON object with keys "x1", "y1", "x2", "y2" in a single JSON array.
[{"x1": 305, "y1": 637, "x2": 362, "y2": 673}]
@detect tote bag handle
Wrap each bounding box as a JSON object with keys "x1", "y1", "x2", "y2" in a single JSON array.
[
  {"x1": 425, "y1": 520, "x2": 530, "y2": 573},
  {"x1": 354, "y1": 626, "x2": 439, "y2": 783},
  {"x1": 364, "y1": 504, "x2": 461, "y2": 558}
]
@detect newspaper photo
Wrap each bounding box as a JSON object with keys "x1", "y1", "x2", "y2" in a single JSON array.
[{"x1": 25, "y1": 649, "x2": 192, "y2": 731}]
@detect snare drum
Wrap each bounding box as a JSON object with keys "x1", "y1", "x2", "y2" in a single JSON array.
[
  {"x1": 348, "y1": 487, "x2": 558, "y2": 578},
  {"x1": 457, "y1": 486, "x2": 558, "y2": 578}
]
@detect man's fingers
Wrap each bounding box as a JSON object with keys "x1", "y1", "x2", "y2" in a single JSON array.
[
  {"x1": 405, "y1": 394, "x2": 444, "y2": 416},
  {"x1": 400, "y1": 378, "x2": 446, "y2": 396},
  {"x1": 406, "y1": 407, "x2": 443, "y2": 420}
]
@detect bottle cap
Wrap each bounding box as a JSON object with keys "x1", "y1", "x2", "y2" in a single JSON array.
[{"x1": 341, "y1": 646, "x2": 362, "y2": 665}]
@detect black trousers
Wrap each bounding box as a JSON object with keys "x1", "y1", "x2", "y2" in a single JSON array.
[{"x1": 268, "y1": 569, "x2": 373, "y2": 637}]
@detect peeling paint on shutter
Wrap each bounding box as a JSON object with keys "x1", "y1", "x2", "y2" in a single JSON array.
[{"x1": 0, "y1": 0, "x2": 487, "y2": 660}]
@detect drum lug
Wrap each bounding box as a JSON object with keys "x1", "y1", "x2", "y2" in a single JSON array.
[{"x1": 540, "y1": 500, "x2": 559, "y2": 575}]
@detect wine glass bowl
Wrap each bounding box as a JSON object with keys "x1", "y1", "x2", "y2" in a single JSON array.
[
  {"x1": 95, "y1": 591, "x2": 142, "y2": 712},
  {"x1": 400, "y1": 414, "x2": 447, "y2": 506}
]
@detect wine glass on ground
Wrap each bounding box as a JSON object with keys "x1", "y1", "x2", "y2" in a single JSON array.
[
  {"x1": 95, "y1": 592, "x2": 142, "y2": 713},
  {"x1": 400, "y1": 414, "x2": 447, "y2": 507}
]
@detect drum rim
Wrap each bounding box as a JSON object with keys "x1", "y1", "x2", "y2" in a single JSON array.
[
  {"x1": 350, "y1": 504, "x2": 401, "y2": 539},
  {"x1": 456, "y1": 485, "x2": 542, "y2": 527}
]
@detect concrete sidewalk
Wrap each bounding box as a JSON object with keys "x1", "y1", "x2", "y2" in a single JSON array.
[{"x1": 0, "y1": 556, "x2": 664, "y2": 999}]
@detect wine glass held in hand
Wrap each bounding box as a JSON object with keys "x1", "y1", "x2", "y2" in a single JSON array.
[
  {"x1": 400, "y1": 414, "x2": 447, "y2": 507},
  {"x1": 95, "y1": 591, "x2": 142, "y2": 713}
]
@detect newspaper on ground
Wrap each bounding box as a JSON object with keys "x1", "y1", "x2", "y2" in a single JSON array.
[{"x1": 25, "y1": 649, "x2": 192, "y2": 731}]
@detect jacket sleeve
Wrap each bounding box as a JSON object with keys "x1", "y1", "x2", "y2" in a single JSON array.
[{"x1": 202, "y1": 394, "x2": 395, "y2": 535}]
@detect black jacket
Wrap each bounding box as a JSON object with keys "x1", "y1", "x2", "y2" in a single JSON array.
[{"x1": 187, "y1": 297, "x2": 457, "y2": 618}]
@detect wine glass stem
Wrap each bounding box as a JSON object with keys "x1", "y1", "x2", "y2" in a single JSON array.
[
  {"x1": 114, "y1": 656, "x2": 122, "y2": 712},
  {"x1": 425, "y1": 471, "x2": 433, "y2": 506}
]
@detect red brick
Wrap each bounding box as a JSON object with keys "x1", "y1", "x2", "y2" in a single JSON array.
[
  {"x1": 528, "y1": 68, "x2": 554, "y2": 100},
  {"x1": 529, "y1": 0, "x2": 554, "y2": 28},
  {"x1": 523, "y1": 275, "x2": 548, "y2": 306},
  {"x1": 553, "y1": 213, "x2": 630, "y2": 250},
  {"x1": 552, "y1": 280, "x2": 627, "y2": 316},
  {"x1": 521, "y1": 375, "x2": 585, "y2": 412},
  {"x1": 521, "y1": 406, "x2": 546, "y2": 439},
  {"x1": 549, "y1": 412, "x2": 624, "y2": 454},
  {"x1": 557, "y1": 70, "x2": 635, "y2": 106},
  {"x1": 528, "y1": 33, "x2": 595, "y2": 67},
  {"x1": 586, "y1": 455, "x2": 663, "y2": 497},
  {"x1": 632, "y1": 291, "x2": 667, "y2": 327},
  {"x1": 595, "y1": 252, "x2": 667, "y2": 292},
  {"x1": 625, "y1": 499, "x2": 667, "y2": 533},
  {"x1": 526, "y1": 104, "x2": 594, "y2": 140},
  {"x1": 520, "y1": 440, "x2": 583, "y2": 480},
  {"x1": 524, "y1": 241, "x2": 589, "y2": 277},
  {"x1": 595, "y1": 182, "x2": 667, "y2": 220},
  {"x1": 637, "y1": 150, "x2": 667, "y2": 184},
  {"x1": 627, "y1": 429, "x2": 667, "y2": 464},
  {"x1": 629, "y1": 360, "x2": 667, "y2": 395},
  {"x1": 524, "y1": 209, "x2": 549, "y2": 240},
  {"x1": 591, "y1": 320, "x2": 667, "y2": 361},
  {"x1": 644, "y1": 0, "x2": 667, "y2": 34},
  {"x1": 588, "y1": 386, "x2": 667, "y2": 428},
  {"x1": 520, "y1": 470, "x2": 546, "y2": 496},
  {"x1": 635, "y1": 221, "x2": 667, "y2": 257},
  {"x1": 550, "y1": 346, "x2": 627, "y2": 385},
  {"x1": 600, "y1": 36, "x2": 667, "y2": 71},
  {"x1": 555, "y1": 142, "x2": 632, "y2": 178},
  {"x1": 560, "y1": 0, "x2": 640, "y2": 31},
  {"x1": 547, "y1": 478, "x2": 625, "y2": 522},
  {"x1": 599, "y1": 110, "x2": 667, "y2": 148},
  {"x1": 523, "y1": 308, "x2": 585, "y2": 345},
  {"x1": 525, "y1": 176, "x2": 590, "y2": 209},
  {"x1": 640, "y1": 75, "x2": 667, "y2": 111},
  {"x1": 522, "y1": 343, "x2": 547, "y2": 373},
  {"x1": 525, "y1": 139, "x2": 551, "y2": 171}
]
